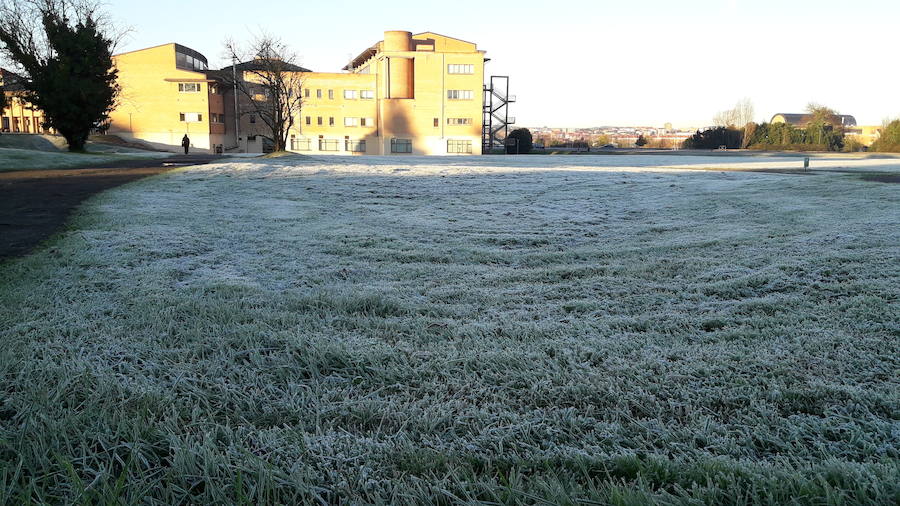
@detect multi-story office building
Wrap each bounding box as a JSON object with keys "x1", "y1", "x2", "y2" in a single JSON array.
[
  {"x1": 107, "y1": 43, "x2": 226, "y2": 153},
  {"x1": 0, "y1": 69, "x2": 53, "y2": 135},
  {"x1": 4, "y1": 30, "x2": 490, "y2": 155},
  {"x1": 230, "y1": 30, "x2": 486, "y2": 155}
]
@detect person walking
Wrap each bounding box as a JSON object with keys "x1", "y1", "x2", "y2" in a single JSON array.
[{"x1": 181, "y1": 134, "x2": 190, "y2": 155}]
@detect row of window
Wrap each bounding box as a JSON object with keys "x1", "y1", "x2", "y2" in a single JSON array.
[
  {"x1": 179, "y1": 82, "x2": 219, "y2": 94},
  {"x1": 447, "y1": 140, "x2": 473, "y2": 153},
  {"x1": 178, "y1": 113, "x2": 202, "y2": 122},
  {"x1": 289, "y1": 136, "x2": 366, "y2": 152},
  {"x1": 447, "y1": 64, "x2": 474, "y2": 74},
  {"x1": 304, "y1": 88, "x2": 474, "y2": 101},
  {"x1": 178, "y1": 83, "x2": 202, "y2": 93},
  {"x1": 303, "y1": 116, "x2": 472, "y2": 127},
  {"x1": 286, "y1": 137, "x2": 472, "y2": 154},
  {"x1": 447, "y1": 89, "x2": 474, "y2": 100},
  {"x1": 183, "y1": 82, "x2": 472, "y2": 100},
  {"x1": 177, "y1": 112, "x2": 226, "y2": 123},
  {"x1": 305, "y1": 89, "x2": 375, "y2": 100},
  {"x1": 1, "y1": 116, "x2": 51, "y2": 134},
  {"x1": 186, "y1": 112, "x2": 472, "y2": 127},
  {"x1": 175, "y1": 51, "x2": 208, "y2": 72},
  {"x1": 391, "y1": 139, "x2": 473, "y2": 153}
]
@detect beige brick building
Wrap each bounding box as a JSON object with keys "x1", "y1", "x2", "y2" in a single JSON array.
[
  {"x1": 231, "y1": 30, "x2": 486, "y2": 155},
  {"x1": 107, "y1": 43, "x2": 226, "y2": 153},
  {"x1": 1, "y1": 69, "x2": 53, "y2": 135}
]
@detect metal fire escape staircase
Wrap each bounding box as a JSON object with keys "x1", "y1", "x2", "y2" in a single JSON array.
[{"x1": 482, "y1": 76, "x2": 515, "y2": 153}]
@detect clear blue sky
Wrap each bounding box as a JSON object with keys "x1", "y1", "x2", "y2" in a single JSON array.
[{"x1": 107, "y1": 0, "x2": 899, "y2": 128}]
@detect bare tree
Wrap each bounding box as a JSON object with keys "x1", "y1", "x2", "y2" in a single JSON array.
[
  {"x1": 223, "y1": 35, "x2": 305, "y2": 152},
  {"x1": 805, "y1": 103, "x2": 841, "y2": 126},
  {"x1": 713, "y1": 98, "x2": 755, "y2": 128}
]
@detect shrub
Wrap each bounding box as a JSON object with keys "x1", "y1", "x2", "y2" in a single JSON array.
[
  {"x1": 682, "y1": 127, "x2": 743, "y2": 149},
  {"x1": 506, "y1": 128, "x2": 533, "y2": 154},
  {"x1": 869, "y1": 120, "x2": 900, "y2": 153}
]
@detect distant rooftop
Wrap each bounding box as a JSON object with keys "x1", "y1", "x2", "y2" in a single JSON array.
[{"x1": 772, "y1": 113, "x2": 857, "y2": 127}]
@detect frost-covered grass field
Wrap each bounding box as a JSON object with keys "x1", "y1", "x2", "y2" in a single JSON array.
[
  {"x1": 0, "y1": 147, "x2": 168, "y2": 172},
  {"x1": 1, "y1": 154, "x2": 898, "y2": 504}
]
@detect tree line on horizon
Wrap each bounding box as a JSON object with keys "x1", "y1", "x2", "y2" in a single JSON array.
[{"x1": 684, "y1": 100, "x2": 900, "y2": 153}]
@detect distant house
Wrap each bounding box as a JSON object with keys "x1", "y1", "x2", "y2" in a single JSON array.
[
  {"x1": 770, "y1": 113, "x2": 857, "y2": 128},
  {"x1": 770, "y1": 113, "x2": 882, "y2": 146}
]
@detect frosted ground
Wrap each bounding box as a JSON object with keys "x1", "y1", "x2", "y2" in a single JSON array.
[
  {"x1": 0, "y1": 147, "x2": 169, "y2": 171},
  {"x1": 0, "y1": 154, "x2": 898, "y2": 503}
]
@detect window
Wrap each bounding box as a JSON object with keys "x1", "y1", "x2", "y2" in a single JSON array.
[
  {"x1": 447, "y1": 90, "x2": 473, "y2": 100},
  {"x1": 329, "y1": 116, "x2": 334, "y2": 126},
  {"x1": 316, "y1": 89, "x2": 322, "y2": 99},
  {"x1": 179, "y1": 113, "x2": 202, "y2": 122},
  {"x1": 433, "y1": 117, "x2": 439, "y2": 128},
  {"x1": 346, "y1": 139, "x2": 366, "y2": 152},
  {"x1": 344, "y1": 90, "x2": 357, "y2": 99},
  {"x1": 175, "y1": 50, "x2": 208, "y2": 72},
  {"x1": 360, "y1": 90, "x2": 374, "y2": 99},
  {"x1": 305, "y1": 116, "x2": 311, "y2": 125},
  {"x1": 344, "y1": 117, "x2": 358, "y2": 127},
  {"x1": 178, "y1": 83, "x2": 201, "y2": 93},
  {"x1": 291, "y1": 136, "x2": 311, "y2": 151},
  {"x1": 305, "y1": 89, "x2": 310, "y2": 98},
  {"x1": 447, "y1": 118, "x2": 472, "y2": 125},
  {"x1": 249, "y1": 115, "x2": 256, "y2": 124},
  {"x1": 447, "y1": 64, "x2": 474, "y2": 74},
  {"x1": 319, "y1": 138, "x2": 339, "y2": 151},
  {"x1": 391, "y1": 138, "x2": 412, "y2": 153},
  {"x1": 328, "y1": 89, "x2": 334, "y2": 100},
  {"x1": 360, "y1": 117, "x2": 374, "y2": 127},
  {"x1": 448, "y1": 140, "x2": 473, "y2": 154},
  {"x1": 317, "y1": 116, "x2": 323, "y2": 126}
]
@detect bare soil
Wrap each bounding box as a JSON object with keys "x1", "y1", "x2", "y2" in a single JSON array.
[
  {"x1": 0, "y1": 155, "x2": 219, "y2": 259},
  {"x1": 860, "y1": 173, "x2": 900, "y2": 184}
]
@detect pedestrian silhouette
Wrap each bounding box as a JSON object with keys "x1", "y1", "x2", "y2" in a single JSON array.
[{"x1": 181, "y1": 134, "x2": 190, "y2": 155}]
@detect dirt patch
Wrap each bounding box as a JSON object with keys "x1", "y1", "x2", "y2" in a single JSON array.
[
  {"x1": 860, "y1": 173, "x2": 900, "y2": 184},
  {"x1": 0, "y1": 155, "x2": 219, "y2": 259}
]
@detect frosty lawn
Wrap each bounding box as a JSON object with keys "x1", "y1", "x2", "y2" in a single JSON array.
[
  {"x1": 0, "y1": 147, "x2": 168, "y2": 172},
  {"x1": 0, "y1": 155, "x2": 898, "y2": 504}
]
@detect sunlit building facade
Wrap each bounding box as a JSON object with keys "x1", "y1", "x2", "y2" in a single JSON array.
[
  {"x1": 107, "y1": 43, "x2": 226, "y2": 153},
  {"x1": 229, "y1": 31, "x2": 486, "y2": 155}
]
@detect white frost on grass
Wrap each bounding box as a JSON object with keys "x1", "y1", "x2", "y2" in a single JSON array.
[
  {"x1": 0, "y1": 146, "x2": 169, "y2": 172},
  {"x1": 0, "y1": 154, "x2": 898, "y2": 503}
]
